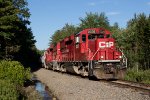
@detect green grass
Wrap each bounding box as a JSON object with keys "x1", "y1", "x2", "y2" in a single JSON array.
[{"x1": 124, "y1": 68, "x2": 150, "y2": 84}]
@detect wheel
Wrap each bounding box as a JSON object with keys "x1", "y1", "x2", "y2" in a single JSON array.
[
  {"x1": 60, "y1": 64, "x2": 66, "y2": 72},
  {"x1": 80, "y1": 67, "x2": 88, "y2": 77}
]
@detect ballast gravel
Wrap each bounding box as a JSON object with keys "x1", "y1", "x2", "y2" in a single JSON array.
[{"x1": 34, "y1": 68, "x2": 150, "y2": 100}]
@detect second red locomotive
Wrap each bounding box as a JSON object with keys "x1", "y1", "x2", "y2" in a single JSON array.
[{"x1": 42, "y1": 28, "x2": 127, "y2": 79}]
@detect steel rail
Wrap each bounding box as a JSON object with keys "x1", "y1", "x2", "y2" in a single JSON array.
[{"x1": 107, "y1": 80, "x2": 150, "y2": 95}]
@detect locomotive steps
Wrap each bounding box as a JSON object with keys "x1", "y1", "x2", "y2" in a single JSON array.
[{"x1": 34, "y1": 68, "x2": 150, "y2": 100}]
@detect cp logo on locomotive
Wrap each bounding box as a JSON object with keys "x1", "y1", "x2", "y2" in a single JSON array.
[{"x1": 99, "y1": 42, "x2": 114, "y2": 48}]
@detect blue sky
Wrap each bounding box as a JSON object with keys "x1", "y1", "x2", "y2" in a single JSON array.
[{"x1": 28, "y1": 0, "x2": 150, "y2": 50}]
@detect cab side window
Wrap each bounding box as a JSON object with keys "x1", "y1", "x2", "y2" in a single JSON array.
[
  {"x1": 106, "y1": 34, "x2": 110, "y2": 38},
  {"x1": 98, "y1": 34, "x2": 104, "y2": 38},
  {"x1": 82, "y1": 34, "x2": 86, "y2": 42}
]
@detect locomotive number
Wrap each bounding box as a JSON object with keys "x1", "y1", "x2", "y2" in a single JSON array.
[
  {"x1": 88, "y1": 30, "x2": 96, "y2": 34},
  {"x1": 99, "y1": 42, "x2": 114, "y2": 48}
]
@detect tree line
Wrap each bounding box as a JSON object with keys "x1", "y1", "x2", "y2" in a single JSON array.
[
  {"x1": 0, "y1": 0, "x2": 41, "y2": 69},
  {"x1": 0, "y1": 0, "x2": 149, "y2": 71},
  {"x1": 50, "y1": 12, "x2": 150, "y2": 70},
  {"x1": 0, "y1": 0, "x2": 41, "y2": 98}
]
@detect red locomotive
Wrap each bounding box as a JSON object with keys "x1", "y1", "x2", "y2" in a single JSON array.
[{"x1": 42, "y1": 28, "x2": 127, "y2": 79}]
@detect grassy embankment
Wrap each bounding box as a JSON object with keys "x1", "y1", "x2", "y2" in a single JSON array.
[{"x1": 125, "y1": 68, "x2": 150, "y2": 84}]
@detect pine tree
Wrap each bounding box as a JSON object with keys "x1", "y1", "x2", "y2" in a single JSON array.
[
  {"x1": 79, "y1": 12, "x2": 110, "y2": 30},
  {"x1": 0, "y1": 0, "x2": 20, "y2": 59},
  {"x1": 0, "y1": 0, "x2": 40, "y2": 68},
  {"x1": 123, "y1": 13, "x2": 150, "y2": 70},
  {"x1": 50, "y1": 24, "x2": 78, "y2": 45}
]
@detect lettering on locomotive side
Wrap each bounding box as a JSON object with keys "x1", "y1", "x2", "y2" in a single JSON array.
[{"x1": 99, "y1": 42, "x2": 114, "y2": 48}]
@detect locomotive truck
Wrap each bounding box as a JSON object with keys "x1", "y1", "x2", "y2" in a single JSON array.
[{"x1": 42, "y1": 28, "x2": 127, "y2": 79}]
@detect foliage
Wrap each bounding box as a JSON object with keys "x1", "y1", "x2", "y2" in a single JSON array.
[
  {"x1": 0, "y1": 1, "x2": 38, "y2": 98},
  {"x1": 0, "y1": 60, "x2": 31, "y2": 86},
  {"x1": 38, "y1": 49, "x2": 45, "y2": 56},
  {"x1": 113, "y1": 13, "x2": 150, "y2": 70},
  {"x1": 0, "y1": 60, "x2": 31, "y2": 99},
  {"x1": 123, "y1": 14, "x2": 150, "y2": 83},
  {"x1": 0, "y1": 79, "x2": 19, "y2": 100},
  {"x1": 0, "y1": 0, "x2": 41, "y2": 69},
  {"x1": 79, "y1": 12, "x2": 110, "y2": 30},
  {"x1": 125, "y1": 68, "x2": 150, "y2": 84},
  {"x1": 50, "y1": 23, "x2": 78, "y2": 45}
]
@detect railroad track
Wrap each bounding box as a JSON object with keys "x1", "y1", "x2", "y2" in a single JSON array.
[
  {"x1": 66, "y1": 72, "x2": 150, "y2": 95},
  {"x1": 107, "y1": 80, "x2": 150, "y2": 95},
  {"x1": 47, "y1": 69, "x2": 150, "y2": 95}
]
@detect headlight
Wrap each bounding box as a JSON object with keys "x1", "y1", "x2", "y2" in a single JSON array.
[
  {"x1": 119, "y1": 56, "x2": 122, "y2": 58},
  {"x1": 101, "y1": 56, "x2": 104, "y2": 58}
]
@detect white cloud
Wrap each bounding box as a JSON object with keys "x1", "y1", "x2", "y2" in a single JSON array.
[
  {"x1": 147, "y1": 2, "x2": 150, "y2": 5},
  {"x1": 106, "y1": 12, "x2": 120, "y2": 16},
  {"x1": 88, "y1": 2, "x2": 96, "y2": 6}
]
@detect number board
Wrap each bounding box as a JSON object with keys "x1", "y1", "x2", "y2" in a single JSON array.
[{"x1": 88, "y1": 30, "x2": 96, "y2": 34}]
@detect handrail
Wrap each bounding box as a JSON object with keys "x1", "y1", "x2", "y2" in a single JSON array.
[
  {"x1": 91, "y1": 48, "x2": 100, "y2": 60},
  {"x1": 88, "y1": 48, "x2": 91, "y2": 60},
  {"x1": 43, "y1": 51, "x2": 48, "y2": 68},
  {"x1": 119, "y1": 48, "x2": 127, "y2": 68}
]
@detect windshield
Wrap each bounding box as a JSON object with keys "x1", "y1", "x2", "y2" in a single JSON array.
[
  {"x1": 88, "y1": 34, "x2": 105, "y2": 40},
  {"x1": 88, "y1": 34, "x2": 111, "y2": 40}
]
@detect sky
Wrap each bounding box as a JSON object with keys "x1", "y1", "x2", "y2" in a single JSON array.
[{"x1": 28, "y1": 0, "x2": 150, "y2": 50}]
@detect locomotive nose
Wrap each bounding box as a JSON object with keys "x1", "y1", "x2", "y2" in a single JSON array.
[{"x1": 96, "y1": 39, "x2": 115, "y2": 60}]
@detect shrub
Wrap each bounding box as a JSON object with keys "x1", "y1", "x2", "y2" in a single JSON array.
[
  {"x1": 0, "y1": 79, "x2": 19, "y2": 100},
  {"x1": 0, "y1": 60, "x2": 31, "y2": 86},
  {"x1": 125, "y1": 68, "x2": 150, "y2": 84},
  {"x1": 0, "y1": 60, "x2": 31, "y2": 99},
  {"x1": 141, "y1": 70, "x2": 150, "y2": 84}
]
